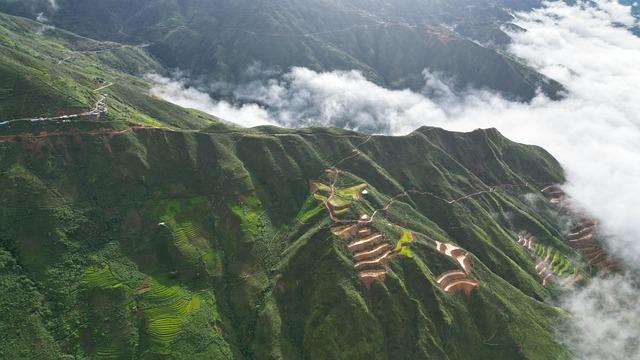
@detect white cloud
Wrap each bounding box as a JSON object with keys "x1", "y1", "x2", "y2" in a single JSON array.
[
  {"x1": 233, "y1": 68, "x2": 450, "y2": 134},
  {"x1": 146, "y1": 74, "x2": 277, "y2": 128},
  {"x1": 36, "y1": 12, "x2": 47, "y2": 23},
  {"x1": 559, "y1": 276, "x2": 640, "y2": 359}
]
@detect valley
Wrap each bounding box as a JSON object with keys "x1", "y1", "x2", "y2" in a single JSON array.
[{"x1": 0, "y1": 0, "x2": 564, "y2": 101}]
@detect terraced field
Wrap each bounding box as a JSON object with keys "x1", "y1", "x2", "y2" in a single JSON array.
[
  {"x1": 85, "y1": 266, "x2": 122, "y2": 289},
  {"x1": 83, "y1": 267, "x2": 137, "y2": 359},
  {"x1": 82, "y1": 265, "x2": 208, "y2": 356},
  {"x1": 540, "y1": 185, "x2": 622, "y2": 272},
  {"x1": 434, "y1": 241, "x2": 479, "y2": 295},
  {"x1": 513, "y1": 232, "x2": 584, "y2": 287},
  {"x1": 312, "y1": 168, "x2": 486, "y2": 295},
  {"x1": 0, "y1": 72, "x2": 578, "y2": 359},
  {"x1": 138, "y1": 280, "x2": 203, "y2": 353}
]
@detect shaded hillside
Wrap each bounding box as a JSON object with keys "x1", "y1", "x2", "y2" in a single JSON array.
[{"x1": 0, "y1": 0, "x2": 564, "y2": 100}]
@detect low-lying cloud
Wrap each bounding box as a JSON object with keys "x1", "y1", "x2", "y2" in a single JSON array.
[
  {"x1": 560, "y1": 275, "x2": 640, "y2": 359},
  {"x1": 47, "y1": 0, "x2": 58, "y2": 10},
  {"x1": 150, "y1": 2, "x2": 640, "y2": 357},
  {"x1": 147, "y1": 74, "x2": 276, "y2": 127}
]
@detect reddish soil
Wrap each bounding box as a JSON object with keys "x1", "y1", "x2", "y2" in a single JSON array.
[
  {"x1": 353, "y1": 250, "x2": 393, "y2": 270},
  {"x1": 541, "y1": 184, "x2": 565, "y2": 204},
  {"x1": 540, "y1": 186, "x2": 622, "y2": 272},
  {"x1": 348, "y1": 233, "x2": 385, "y2": 252},
  {"x1": 358, "y1": 228, "x2": 371, "y2": 237},
  {"x1": 353, "y1": 243, "x2": 393, "y2": 261},
  {"x1": 433, "y1": 241, "x2": 479, "y2": 296},
  {"x1": 316, "y1": 171, "x2": 395, "y2": 288},
  {"x1": 435, "y1": 241, "x2": 473, "y2": 274},
  {"x1": 0, "y1": 127, "x2": 131, "y2": 143},
  {"x1": 331, "y1": 224, "x2": 359, "y2": 240},
  {"x1": 358, "y1": 269, "x2": 387, "y2": 288},
  {"x1": 441, "y1": 279, "x2": 479, "y2": 296},
  {"x1": 436, "y1": 270, "x2": 467, "y2": 285},
  {"x1": 516, "y1": 232, "x2": 555, "y2": 287}
]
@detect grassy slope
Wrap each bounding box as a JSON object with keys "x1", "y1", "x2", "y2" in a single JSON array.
[
  {"x1": 0, "y1": 115, "x2": 589, "y2": 358},
  {"x1": 0, "y1": 12, "x2": 219, "y2": 129}
]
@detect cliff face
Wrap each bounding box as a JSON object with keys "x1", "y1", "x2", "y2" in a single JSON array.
[{"x1": 1, "y1": 118, "x2": 585, "y2": 359}]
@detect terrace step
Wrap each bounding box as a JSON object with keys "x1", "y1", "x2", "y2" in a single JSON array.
[
  {"x1": 358, "y1": 269, "x2": 387, "y2": 288},
  {"x1": 358, "y1": 228, "x2": 371, "y2": 237},
  {"x1": 353, "y1": 243, "x2": 393, "y2": 261},
  {"x1": 348, "y1": 233, "x2": 384, "y2": 252},
  {"x1": 568, "y1": 225, "x2": 596, "y2": 239},
  {"x1": 568, "y1": 234, "x2": 595, "y2": 244},
  {"x1": 436, "y1": 270, "x2": 467, "y2": 285},
  {"x1": 441, "y1": 279, "x2": 479, "y2": 296},
  {"x1": 436, "y1": 241, "x2": 473, "y2": 274},
  {"x1": 353, "y1": 250, "x2": 392, "y2": 270},
  {"x1": 331, "y1": 224, "x2": 358, "y2": 240}
]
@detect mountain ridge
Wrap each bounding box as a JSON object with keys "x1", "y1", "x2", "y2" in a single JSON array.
[{"x1": 1, "y1": 113, "x2": 586, "y2": 358}]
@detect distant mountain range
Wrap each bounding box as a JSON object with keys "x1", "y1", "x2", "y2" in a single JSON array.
[{"x1": 0, "y1": 0, "x2": 564, "y2": 101}]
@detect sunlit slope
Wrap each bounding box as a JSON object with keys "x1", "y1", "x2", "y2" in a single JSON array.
[
  {"x1": 1, "y1": 117, "x2": 592, "y2": 358},
  {"x1": 0, "y1": 12, "x2": 218, "y2": 129}
]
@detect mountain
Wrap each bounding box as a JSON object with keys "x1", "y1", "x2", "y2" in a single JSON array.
[
  {"x1": 0, "y1": 0, "x2": 564, "y2": 101},
  {"x1": 2, "y1": 119, "x2": 579, "y2": 359},
  {"x1": 0, "y1": 11, "x2": 614, "y2": 360}
]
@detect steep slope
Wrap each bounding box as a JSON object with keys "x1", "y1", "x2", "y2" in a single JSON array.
[
  {"x1": 0, "y1": 0, "x2": 564, "y2": 100},
  {"x1": 0, "y1": 12, "x2": 220, "y2": 129},
  {"x1": 1, "y1": 110, "x2": 604, "y2": 358}
]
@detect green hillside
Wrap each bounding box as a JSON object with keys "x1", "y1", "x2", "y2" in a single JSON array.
[
  {"x1": 1, "y1": 109, "x2": 599, "y2": 358},
  {"x1": 0, "y1": 12, "x2": 220, "y2": 129},
  {"x1": 0, "y1": 9, "x2": 602, "y2": 360}
]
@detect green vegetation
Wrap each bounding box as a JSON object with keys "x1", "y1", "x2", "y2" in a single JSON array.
[
  {"x1": 0, "y1": 12, "x2": 218, "y2": 128},
  {"x1": 311, "y1": 180, "x2": 368, "y2": 213},
  {"x1": 532, "y1": 242, "x2": 583, "y2": 278},
  {"x1": 0, "y1": 110, "x2": 577, "y2": 358},
  {"x1": 80, "y1": 263, "x2": 227, "y2": 358},
  {"x1": 229, "y1": 195, "x2": 270, "y2": 237},
  {"x1": 394, "y1": 228, "x2": 415, "y2": 257},
  {"x1": 138, "y1": 279, "x2": 203, "y2": 353},
  {"x1": 0, "y1": 9, "x2": 588, "y2": 360},
  {"x1": 295, "y1": 195, "x2": 325, "y2": 223}
]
